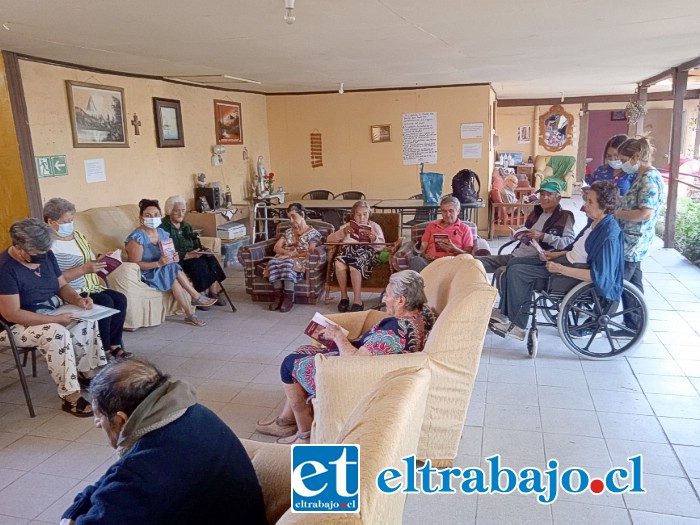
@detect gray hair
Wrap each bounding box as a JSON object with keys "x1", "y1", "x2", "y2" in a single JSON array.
[
  {"x1": 164, "y1": 195, "x2": 187, "y2": 215},
  {"x1": 9, "y1": 218, "x2": 55, "y2": 252},
  {"x1": 388, "y1": 270, "x2": 428, "y2": 311},
  {"x1": 439, "y1": 195, "x2": 461, "y2": 211},
  {"x1": 43, "y1": 197, "x2": 76, "y2": 222},
  {"x1": 90, "y1": 359, "x2": 169, "y2": 421}
]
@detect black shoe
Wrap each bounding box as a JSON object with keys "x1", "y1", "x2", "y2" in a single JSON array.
[
  {"x1": 570, "y1": 327, "x2": 601, "y2": 339},
  {"x1": 338, "y1": 299, "x2": 350, "y2": 312},
  {"x1": 608, "y1": 329, "x2": 634, "y2": 340},
  {"x1": 350, "y1": 303, "x2": 364, "y2": 312}
]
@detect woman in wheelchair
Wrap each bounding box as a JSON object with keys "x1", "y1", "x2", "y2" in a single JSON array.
[{"x1": 491, "y1": 181, "x2": 624, "y2": 342}]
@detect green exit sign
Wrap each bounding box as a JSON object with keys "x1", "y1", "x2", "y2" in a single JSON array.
[{"x1": 35, "y1": 155, "x2": 68, "y2": 177}]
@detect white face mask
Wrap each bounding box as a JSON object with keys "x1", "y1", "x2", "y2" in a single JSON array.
[
  {"x1": 143, "y1": 217, "x2": 162, "y2": 229},
  {"x1": 620, "y1": 161, "x2": 638, "y2": 175},
  {"x1": 607, "y1": 160, "x2": 623, "y2": 170}
]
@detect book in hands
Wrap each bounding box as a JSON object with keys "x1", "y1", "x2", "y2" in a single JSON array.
[
  {"x1": 304, "y1": 312, "x2": 350, "y2": 349},
  {"x1": 349, "y1": 220, "x2": 372, "y2": 243},
  {"x1": 433, "y1": 233, "x2": 450, "y2": 253},
  {"x1": 98, "y1": 249, "x2": 123, "y2": 276},
  {"x1": 158, "y1": 238, "x2": 177, "y2": 260},
  {"x1": 510, "y1": 227, "x2": 532, "y2": 245}
]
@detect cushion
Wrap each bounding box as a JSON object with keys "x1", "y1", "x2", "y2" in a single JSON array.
[{"x1": 241, "y1": 439, "x2": 292, "y2": 525}]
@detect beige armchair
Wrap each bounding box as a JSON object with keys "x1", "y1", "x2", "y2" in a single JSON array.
[
  {"x1": 74, "y1": 204, "x2": 221, "y2": 330},
  {"x1": 312, "y1": 255, "x2": 496, "y2": 467},
  {"x1": 242, "y1": 366, "x2": 431, "y2": 524},
  {"x1": 533, "y1": 155, "x2": 576, "y2": 197}
]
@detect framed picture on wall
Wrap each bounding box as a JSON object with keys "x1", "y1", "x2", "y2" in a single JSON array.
[
  {"x1": 153, "y1": 98, "x2": 185, "y2": 147},
  {"x1": 66, "y1": 81, "x2": 129, "y2": 147},
  {"x1": 214, "y1": 100, "x2": 243, "y2": 145},
  {"x1": 370, "y1": 124, "x2": 391, "y2": 143},
  {"x1": 517, "y1": 126, "x2": 531, "y2": 144},
  {"x1": 611, "y1": 110, "x2": 627, "y2": 121}
]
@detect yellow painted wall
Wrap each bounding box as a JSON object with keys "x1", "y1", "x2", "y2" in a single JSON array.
[
  {"x1": 0, "y1": 52, "x2": 30, "y2": 249},
  {"x1": 20, "y1": 60, "x2": 270, "y2": 212},
  {"x1": 266, "y1": 85, "x2": 492, "y2": 229}
]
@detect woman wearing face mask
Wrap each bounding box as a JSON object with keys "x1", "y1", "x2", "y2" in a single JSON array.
[
  {"x1": 44, "y1": 198, "x2": 132, "y2": 360},
  {"x1": 125, "y1": 199, "x2": 216, "y2": 327},
  {"x1": 586, "y1": 134, "x2": 636, "y2": 195},
  {"x1": 0, "y1": 218, "x2": 107, "y2": 417},
  {"x1": 613, "y1": 136, "x2": 665, "y2": 337}
]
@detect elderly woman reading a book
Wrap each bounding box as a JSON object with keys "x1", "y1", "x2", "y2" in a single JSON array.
[
  {"x1": 326, "y1": 200, "x2": 385, "y2": 312},
  {"x1": 256, "y1": 269, "x2": 435, "y2": 445},
  {"x1": 0, "y1": 219, "x2": 107, "y2": 417},
  {"x1": 125, "y1": 199, "x2": 216, "y2": 327},
  {"x1": 44, "y1": 198, "x2": 132, "y2": 360},
  {"x1": 160, "y1": 195, "x2": 227, "y2": 306}
]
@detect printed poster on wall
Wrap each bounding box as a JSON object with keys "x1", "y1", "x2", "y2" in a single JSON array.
[
  {"x1": 462, "y1": 144, "x2": 482, "y2": 159},
  {"x1": 402, "y1": 112, "x2": 437, "y2": 165},
  {"x1": 460, "y1": 122, "x2": 484, "y2": 139}
]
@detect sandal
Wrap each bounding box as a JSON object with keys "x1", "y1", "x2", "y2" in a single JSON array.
[
  {"x1": 277, "y1": 430, "x2": 311, "y2": 445},
  {"x1": 77, "y1": 373, "x2": 93, "y2": 390},
  {"x1": 62, "y1": 395, "x2": 93, "y2": 418},
  {"x1": 192, "y1": 295, "x2": 217, "y2": 307},
  {"x1": 109, "y1": 346, "x2": 135, "y2": 360},
  {"x1": 255, "y1": 416, "x2": 298, "y2": 438},
  {"x1": 184, "y1": 315, "x2": 207, "y2": 327},
  {"x1": 338, "y1": 298, "x2": 350, "y2": 312}
]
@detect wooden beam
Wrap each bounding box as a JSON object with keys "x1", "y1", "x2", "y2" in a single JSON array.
[
  {"x1": 639, "y1": 69, "x2": 673, "y2": 88},
  {"x1": 663, "y1": 68, "x2": 688, "y2": 248},
  {"x1": 635, "y1": 87, "x2": 648, "y2": 136},
  {"x1": 498, "y1": 90, "x2": 700, "y2": 107},
  {"x1": 694, "y1": 94, "x2": 700, "y2": 159},
  {"x1": 677, "y1": 56, "x2": 700, "y2": 72},
  {"x1": 2, "y1": 51, "x2": 42, "y2": 219},
  {"x1": 576, "y1": 103, "x2": 589, "y2": 183}
]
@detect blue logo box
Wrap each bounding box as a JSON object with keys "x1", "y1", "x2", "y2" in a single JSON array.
[{"x1": 291, "y1": 444, "x2": 360, "y2": 513}]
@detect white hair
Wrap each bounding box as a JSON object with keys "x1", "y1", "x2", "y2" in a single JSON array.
[{"x1": 164, "y1": 195, "x2": 187, "y2": 215}]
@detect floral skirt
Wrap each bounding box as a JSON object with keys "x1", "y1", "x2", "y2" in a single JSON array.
[
  {"x1": 334, "y1": 245, "x2": 377, "y2": 279},
  {"x1": 280, "y1": 345, "x2": 339, "y2": 397}
]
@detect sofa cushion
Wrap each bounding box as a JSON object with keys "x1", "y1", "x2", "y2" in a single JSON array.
[{"x1": 74, "y1": 204, "x2": 140, "y2": 258}]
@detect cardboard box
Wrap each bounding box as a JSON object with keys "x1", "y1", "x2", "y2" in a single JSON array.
[
  {"x1": 217, "y1": 221, "x2": 247, "y2": 240},
  {"x1": 185, "y1": 207, "x2": 249, "y2": 237}
]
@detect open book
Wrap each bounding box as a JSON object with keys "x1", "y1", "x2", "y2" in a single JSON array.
[
  {"x1": 304, "y1": 312, "x2": 350, "y2": 349},
  {"x1": 349, "y1": 220, "x2": 372, "y2": 243},
  {"x1": 510, "y1": 227, "x2": 533, "y2": 245},
  {"x1": 158, "y1": 238, "x2": 177, "y2": 260},
  {"x1": 433, "y1": 233, "x2": 450, "y2": 253},
  {"x1": 97, "y1": 249, "x2": 122, "y2": 276},
  {"x1": 47, "y1": 303, "x2": 120, "y2": 322}
]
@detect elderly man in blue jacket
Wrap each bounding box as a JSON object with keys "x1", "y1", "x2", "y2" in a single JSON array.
[{"x1": 61, "y1": 359, "x2": 266, "y2": 525}]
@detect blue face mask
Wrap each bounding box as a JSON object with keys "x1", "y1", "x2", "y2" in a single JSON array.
[
  {"x1": 607, "y1": 160, "x2": 623, "y2": 170},
  {"x1": 57, "y1": 222, "x2": 74, "y2": 237},
  {"x1": 143, "y1": 217, "x2": 162, "y2": 229},
  {"x1": 620, "y1": 161, "x2": 638, "y2": 175}
]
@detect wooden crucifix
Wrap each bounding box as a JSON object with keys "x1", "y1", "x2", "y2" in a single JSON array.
[{"x1": 131, "y1": 114, "x2": 142, "y2": 135}]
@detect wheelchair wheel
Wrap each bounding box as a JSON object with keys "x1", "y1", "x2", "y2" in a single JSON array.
[
  {"x1": 539, "y1": 294, "x2": 560, "y2": 324},
  {"x1": 557, "y1": 281, "x2": 648, "y2": 359},
  {"x1": 527, "y1": 328, "x2": 538, "y2": 358}
]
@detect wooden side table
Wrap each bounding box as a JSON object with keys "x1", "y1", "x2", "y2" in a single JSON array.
[{"x1": 515, "y1": 165, "x2": 535, "y2": 186}]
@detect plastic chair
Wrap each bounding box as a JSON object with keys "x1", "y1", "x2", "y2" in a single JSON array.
[
  {"x1": 334, "y1": 191, "x2": 366, "y2": 200},
  {"x1": 0, "y1": 319, "x2": 38, "y2": 417},
  {"x1": 403, "y1": 193, "x2": 432, "y2": 227},
  {"x1": 302, "y1": 190, "x2": 334, "y2": 200}
]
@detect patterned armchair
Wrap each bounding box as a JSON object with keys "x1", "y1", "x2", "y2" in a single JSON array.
[
  {"x1": 237, "y1": 220, "x2": 334, "y2": 305},
  {"x1": 534, "y1": 155, "x2": 576, "y2": 198}
]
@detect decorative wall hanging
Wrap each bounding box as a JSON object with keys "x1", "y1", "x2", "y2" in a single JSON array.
[
  {"x1": 214, "y1": 100, "x2": 243, "y2": 145},
  {"x1": 625, "y1": 100, "x2": 648, "y2": 125},
  {"x1": 538, "y1": 104, "x2": 573, "y2": 152},
  {"x1": 370, "y1": 124, "x2": 391, "y2": 143},
  {"x1": 610, "y1": 110, "x2": 627, "y2": 122},
  {"x1": 310, "y1": 130, "x2": 323, "y2": 168},
  {"x1": 153, "y1": 98, "x2": 185, "y2": 147},
  {"x1": 66, "y1": 81, "x2": 128, "y2": 148}
]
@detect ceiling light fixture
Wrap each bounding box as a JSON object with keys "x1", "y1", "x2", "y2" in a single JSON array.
[
  {"x1": 2, "y1": 22, "x2": 10, "y2": 31},
  {"x1": 338, "y1": 82, "x2": 344, "y2": 94},
  {"x1": 284, "y1": 0, "x2": 296, "y2": 24}
]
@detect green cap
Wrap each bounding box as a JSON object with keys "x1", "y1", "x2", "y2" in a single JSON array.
[{"x1": 538, "y1": 178, "x2": 565, "y2": 194}]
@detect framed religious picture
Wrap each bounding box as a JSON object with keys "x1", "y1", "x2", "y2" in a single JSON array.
[
  {"x1": 214, "y1": 100, "x2": 243, "y2": 145},
  {"x1": 611, "y1": 110, "x2": 627, "y2": 121},
  {"x1": 370, "y1": 124, "x2": 391, "y2": 143},
  {"x1": 66, "y1": 81, "x2": 129, "y2": 147},
  {"x1": 153, "y1": 98, "x2": 185, "y2": 147}
]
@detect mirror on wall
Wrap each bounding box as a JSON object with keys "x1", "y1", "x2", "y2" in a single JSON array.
[{"x1": 539, "y1": 105, "x2": 574, "y2": 152}]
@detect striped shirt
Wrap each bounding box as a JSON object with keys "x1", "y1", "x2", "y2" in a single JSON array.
[{"x1": 51, "y1": 231, "x2": 104, "y2": 294}]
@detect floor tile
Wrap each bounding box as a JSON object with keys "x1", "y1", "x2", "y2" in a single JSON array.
[
  {"x1": 484, "y1": 404, "x2": 542, "y2": 432},
  {"x1": 585, "y1": 370, "x2": 641, "y2": 393},
  {"x1": 485, "y1": 382, "x2": 539, "y2": 407},
  {"x1": 0, "y1": 436, "x2": 71, "y2": 471},
  {"x1": 481, "y1": 428, "x2": 544, "y2": 463},
  {"x1": 542, "y1": 433, "x2": 611, "y2": 468},
  {"x1": 658, "y1": 417, "x2": 700, "y2": 446},
  {"x1": 606, "y1": 439, "x2": 685, "y2": 477},
  {"x1": 535, "y1": 367, "x2": 587, "y2": 389},
  {"x1": 623, "y1": 473, "x2": 700, "y2": 518},
  {"x1": 627, "y1": 358, "x2": 685, "y2": 377},
  {"x1": 635, "y1": 374, "x2": 699, "y2": 396},
  {"x1": 537, "y1": 385, "x2": 594, "y2": 411},
  {"x1": 539, "y1": 407, "x2": 602, "y2": 438},
  {"x1": 597, "y1": 413, "x2": 667, "y2": 443},
  {"x1": 487, "y1": 364, "x2": 537, "y2": 384},
  {"x1": 590, "y1": 390, "x2": 653, "y2": 415},
  {"x1": 551, "y1": 501, "x2": 631, "y2": 524},
  {"x1": 32, "y1": 442, "x2": 114, "y2": 479},
  {"x1": 476, "y1": 492, "x2": 552, "y2": 524},
  {"x1": 629, "y1": 509, "x2": 700, "y2": 524},
  {"x1": 646, "y1": 393, "x2": 700, "y2": 418},
  {"x1": 673, "y1": 445, "x2": 700, "y2": 479},
  {"x1": 0, "y1": 472, "x2": 82, "y2": 519}
]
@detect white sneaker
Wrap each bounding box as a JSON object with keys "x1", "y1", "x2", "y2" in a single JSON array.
[
  {"x1": 490, "y1": 308, "x2": 508, "y2": 324},
  {"x1": 491, "y1": 322, "x2": 526, "y2": 341}
]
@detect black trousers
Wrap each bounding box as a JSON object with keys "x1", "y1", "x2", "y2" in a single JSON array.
[
  {"x1": 181, "y1": 256, "x2": 226, "y2": 293},
  {"x1": 81, "y1": 289, "x2": 127, "y2": 349}
]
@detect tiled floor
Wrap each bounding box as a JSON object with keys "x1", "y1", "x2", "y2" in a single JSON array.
[{"x1": 1, "y1": 202, "x2": 699, "y2": 523}]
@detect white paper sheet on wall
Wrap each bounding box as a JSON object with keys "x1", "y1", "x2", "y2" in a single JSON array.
[
  {"x1": 460, "y1": 122, "x2": 484, "y2": 139},
  {"x1": 84, "y1": 159, "x2": 106, "y2": 183},
  {"x1": 402, "y1": 112, "x2": 437, "y2": 165},
  {"x1": 462, "y1": 144, "x2": 482, "y2": 159}
]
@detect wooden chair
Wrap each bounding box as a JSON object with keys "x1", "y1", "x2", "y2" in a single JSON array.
[
  {"x1": 488, "y1": 187, "x2": 535, "y2": 239},
  {"x1": 301, "y1": 190, "x2": 334, "y2": 200},
  {"x1": 325, "y1": 213, "x2": 403, "y2": 304},
  {"x1": 0, "y1": 319, "x2": 38, "y2": 417},
  {"x1": 334, "y1": 191, "x2": 366, "y2": 200}
]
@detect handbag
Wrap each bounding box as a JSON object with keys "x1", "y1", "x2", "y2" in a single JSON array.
[{"x1": 419, "y1": 163, "x2": 444, "y2": 205}]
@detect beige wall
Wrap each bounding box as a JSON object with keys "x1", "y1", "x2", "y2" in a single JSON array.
[
  {"x1": 266, "y1": 85, "x2": 492, "y2": 203},
  {"x1": 20, "y1": 60, "x2": 270, "y2": 212}
]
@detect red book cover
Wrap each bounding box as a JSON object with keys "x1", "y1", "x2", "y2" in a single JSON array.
[
  {"x1": 158, "y1": 238, "x2": 177, "y2": 260},
  {"x1": 433, "y1": 233, "x2": 450, "y2": 252},
  {"x1": 349, "y1": 220, "x2": 372, "y2": 243},
  {"x1": 304, "y1": 312, "x2": 349, "y2": 349},
  {"x1": 97, "y1": 249, "x2": 123, "y2": 276}
]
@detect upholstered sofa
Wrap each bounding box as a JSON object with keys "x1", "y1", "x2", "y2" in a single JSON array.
[
  {"x1": 533, "y1": 155, "x2": 576, "y2": 197},
  {"x1": 241, "y1": 366, "x2": 431, "y2": 525},
  {"x1": 74, "y1": 204, "x2": 220, "y2": 330},
  {"x1": 314, "y1": 255, "x2": 496, "y2": 467},
  {"x1": 237, "y1": 220, "x2": 334, "y2": 305}
]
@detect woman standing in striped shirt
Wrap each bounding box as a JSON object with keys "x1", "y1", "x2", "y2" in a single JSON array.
[{"x1": 44, "y1": 198, "x2": 133, "y2": 360}]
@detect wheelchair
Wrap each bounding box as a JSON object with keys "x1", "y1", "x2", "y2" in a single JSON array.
[{"x1": 488, "y1": 246, "x2": 648, "y2": 360}]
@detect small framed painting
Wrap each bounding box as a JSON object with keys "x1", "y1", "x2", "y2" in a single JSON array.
[
  {"x1": 214, "y1": 100, "x2": 243, "y2": 145},
  {"x1": 611, "y1": 110, "x2": 627, "y2": 121},
  {"x1": 370, "y1": 124, "x2": 391, "y2": 143},
  {"x1": 153, "y1": 98, "x2": 185, "y2": 147},
  {"x1": 66, "y1": 81, "x2": 128, "y2": 147}
]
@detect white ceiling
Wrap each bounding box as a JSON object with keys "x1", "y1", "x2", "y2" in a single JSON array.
[{"x1": 1, "y1": 0, "x2": 699, "y2": 98}]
